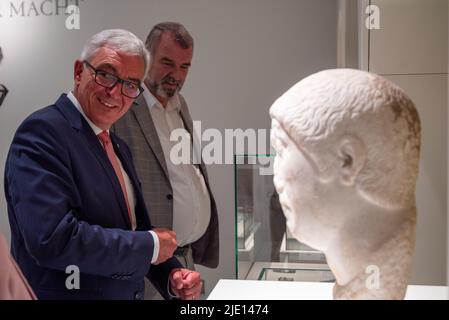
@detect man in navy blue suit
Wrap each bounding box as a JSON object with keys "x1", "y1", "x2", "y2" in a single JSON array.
[{"x1": 4, "y1": 29, "x2": 202, "y2": 300}]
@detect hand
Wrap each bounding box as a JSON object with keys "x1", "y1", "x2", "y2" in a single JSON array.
[
  {"x1": 152, "y1": 228, "x2": 177, "y2": 265},
  {"x1": 169, "y1": 268, "x2": 202, "y2": 300}
]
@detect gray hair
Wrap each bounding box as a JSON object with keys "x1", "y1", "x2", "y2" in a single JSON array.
[
  {"x1": 145, "y1": 22, "x2": 193, "y2": 55},
  {"x1": 81, "y1": 29, "x2": 150, "y2": 77}
]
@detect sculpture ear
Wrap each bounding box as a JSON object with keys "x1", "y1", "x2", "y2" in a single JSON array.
[{"x1": 337, "y1": 135, "x2": 366, "y2": 186}]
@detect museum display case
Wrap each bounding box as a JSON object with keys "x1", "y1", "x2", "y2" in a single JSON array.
[{"x1": 234, "y1": 154, "x2": 334, "y2": 282}]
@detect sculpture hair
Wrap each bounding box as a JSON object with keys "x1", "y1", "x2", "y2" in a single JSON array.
[{"x1": 270, "y1": 69, "x2": 421, "y2": 209}]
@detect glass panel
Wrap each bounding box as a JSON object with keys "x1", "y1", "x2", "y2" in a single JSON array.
[{"x1": 235, "y1": 154, "x2": 334, "y2": 282}]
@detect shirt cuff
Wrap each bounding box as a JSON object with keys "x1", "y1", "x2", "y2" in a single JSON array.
[{"x1": 148, "y1": 230, "x2": 159, "y2": 264}]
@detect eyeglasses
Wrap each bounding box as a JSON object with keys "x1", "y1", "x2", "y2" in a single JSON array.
[
  {"x1": 0, "y1": 84, "x2": 8, "y2": 107},
  {"x1": 83, "y1": 60, "x2": 144, "y2": 98}
]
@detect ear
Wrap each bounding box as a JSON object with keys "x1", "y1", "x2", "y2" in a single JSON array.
[
  {"x1": 74, "y1": 60, "x2": 84, "y2": 85},
  {"x1": 337, "y1": 135, "x2": 366, "y2": 186}
]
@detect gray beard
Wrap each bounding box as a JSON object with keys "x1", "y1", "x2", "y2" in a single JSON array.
[{"x1": 148, "y1": 81, "x2": 179, "y2": 99}]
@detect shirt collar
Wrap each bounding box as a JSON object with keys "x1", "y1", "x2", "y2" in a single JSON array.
[
  {"x1": 142, "y1": 83, "x2": 181, "y2": 113},
  {"x1": 67, "y1": 91, "x2": 106, "y2": 136}
]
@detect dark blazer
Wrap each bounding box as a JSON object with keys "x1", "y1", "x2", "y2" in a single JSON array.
[
  {"x1": 4, "y1": 94, "x2": 182, "y2": 300},
  {"x1": 112, "y1": 94, "x2": 219, "y2": 268}
]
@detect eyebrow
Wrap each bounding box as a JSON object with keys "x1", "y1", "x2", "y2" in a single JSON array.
[
  {"x1": 274, "y1": 129, "x2": 288, "y2": 146},
  {"x1": 95, "y1": 63, "x2": 117, "y2": 73},
  {"x1": 160, "y1": 57, "x2": 174, "y2": 64},
  {"x1": 95, "y1": 63, "x2": 141, "y2": 83},
  {"x1": 160, "y1": 57, "x2": 191, "y2": 68}
]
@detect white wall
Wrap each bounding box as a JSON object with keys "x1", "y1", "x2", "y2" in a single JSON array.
[
  {"x1": 0, "y1": 0, "x2": 338, "y2": 295},
  {"x1": 368, "y1": 0, "x2": 448, "y2": 285},
  {"x1": 337, "y1": 0, "x2": 359, "y2": 68}
]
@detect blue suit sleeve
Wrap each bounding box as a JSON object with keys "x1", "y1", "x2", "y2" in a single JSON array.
[{"x1": 5, "y1": 116, "x2": 153, "y2": 281}]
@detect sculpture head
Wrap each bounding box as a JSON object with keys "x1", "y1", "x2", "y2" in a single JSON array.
[{"x1": 270, "y1": 69, "x2": 421, "y2": 298}]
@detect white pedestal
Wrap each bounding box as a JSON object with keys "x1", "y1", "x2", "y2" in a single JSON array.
[{"x1": 208, "y1": 279, "x2": 449, "y2": 300}]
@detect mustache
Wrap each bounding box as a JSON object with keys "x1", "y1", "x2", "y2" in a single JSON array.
[{"x1": 162, "y1": 76, "x2": 181, "y2": 87}]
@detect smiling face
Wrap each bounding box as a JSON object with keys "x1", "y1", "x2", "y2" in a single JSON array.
[
  {"x1": 145, "y1": 32, "x2": 193, "y2": 105},
  {"x1": 73, "y1": 46, "x2": 145, "y2": 130}
]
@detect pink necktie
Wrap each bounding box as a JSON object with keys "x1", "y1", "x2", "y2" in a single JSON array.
[{"x1": 97, "y1": 131, "x2": 135, "y2": 229}]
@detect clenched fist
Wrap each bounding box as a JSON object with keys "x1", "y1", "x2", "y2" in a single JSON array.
[{"x1": 169, "y1": 268, "x2": 202, "y2": 300}]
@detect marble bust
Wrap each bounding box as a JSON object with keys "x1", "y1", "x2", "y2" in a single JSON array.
[{"x1": 269, "y1": 69, "x2": 421, "y2": 299}]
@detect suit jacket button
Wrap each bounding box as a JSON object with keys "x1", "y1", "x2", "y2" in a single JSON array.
[
  {"x1": 134, "y1": 292, "x2": 142, "y2": 300},
  {"x1": 166, "y1": 194, "x2": 173, "y2": 200}
]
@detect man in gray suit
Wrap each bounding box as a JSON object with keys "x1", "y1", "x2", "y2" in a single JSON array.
[{"x1": 112, "y1": 22, "x2": 219, "y2": 297}]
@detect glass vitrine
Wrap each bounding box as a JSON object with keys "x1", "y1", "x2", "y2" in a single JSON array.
[{"x1": 234, "y1": 154, "x2": 335, "y2": 282}]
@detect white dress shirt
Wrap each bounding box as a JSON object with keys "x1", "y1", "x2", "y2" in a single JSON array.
[
  {"x1": 67, "y1": 92, "x2": 159, "y2": 263},
  {"x1": 142, "y1": 85, "x2": 211, "y2": 247}
]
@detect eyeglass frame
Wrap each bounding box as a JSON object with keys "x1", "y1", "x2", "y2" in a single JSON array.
[{"x1": 83, "y1": 60, "x2": 144, "y2": 98}]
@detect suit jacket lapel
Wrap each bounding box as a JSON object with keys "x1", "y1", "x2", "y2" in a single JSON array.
[
  {"x1": 179, "y1": 105, "x2": 193, "y2": 136},
  {"x1": 179, "y1": 100, "x2": 209, "y2": 181},
  {"x1": 111, "y1": 135, "x2": 149, "y2": 228},
  {"x1": 81, "y1": 124, "x2": 132, "y2": 229},
  {"x1": 132, "y1": 96, "x2": 170, "y2": 181},
  {"x1": 55, "y1": 94, "x2": 131, "y2": 229}
]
